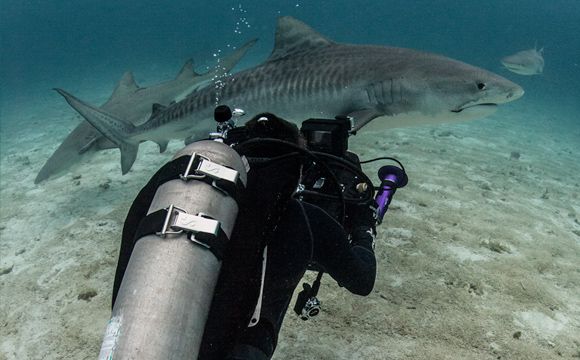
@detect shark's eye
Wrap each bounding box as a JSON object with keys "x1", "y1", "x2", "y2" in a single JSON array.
[{"x1": 477, "y1": 82, "x2": 487, "y2": 90}]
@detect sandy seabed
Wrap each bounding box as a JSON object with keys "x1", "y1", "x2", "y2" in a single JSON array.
[{"x1": 0, "y1": 86, "x2": 579, "y2": 359}]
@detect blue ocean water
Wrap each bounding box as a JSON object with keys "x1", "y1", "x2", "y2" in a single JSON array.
[
  {"x1": 1, "y1": 2, "x2": 580, "y2": 359},
  {"x1": 1, "y1": 0, "x2": 579, "y2": 124}
]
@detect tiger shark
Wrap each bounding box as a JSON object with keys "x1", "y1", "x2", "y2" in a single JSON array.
[
  {"x1": 55, "y1": 16, "x2": 524, "y2": 175},
  {"x1": 34, "y1": 39, "x2": 256, "y2": 183},
  {"x1": 501, "y1": 46, "x2": 544, "y2": 75}
]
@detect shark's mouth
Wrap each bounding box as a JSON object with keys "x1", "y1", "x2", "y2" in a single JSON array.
[{"x1": 451, "y1": 103, "x2": 498, "y2": 113}]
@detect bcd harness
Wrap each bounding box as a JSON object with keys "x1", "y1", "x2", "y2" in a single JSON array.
[{"x1": 131, "y1": 152, "x2": 245, "y2": 261}]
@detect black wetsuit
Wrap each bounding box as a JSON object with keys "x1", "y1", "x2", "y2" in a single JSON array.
[
  {"x1": 199, "y1": 190, "x2": 377, "y2": 359},
  {"x1": 112, "y1": 112, "x2": 377, "y2": 360},
  {"x1": 112, "y1": 157, "x2": 377, "y2": 360}
]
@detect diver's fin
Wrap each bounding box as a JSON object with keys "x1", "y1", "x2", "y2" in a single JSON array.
[{"x1": 54, "y1": 88, "x2": 139, "y2": 174}]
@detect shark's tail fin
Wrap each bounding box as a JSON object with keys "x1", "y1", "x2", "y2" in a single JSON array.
[{"x1": 54, "y1": 88, "x2": 139, "y2": 174}]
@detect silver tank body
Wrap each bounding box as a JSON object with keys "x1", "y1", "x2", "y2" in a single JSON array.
[{"x1": 99, "y1": 140, "x2": 247, "y2": 359}]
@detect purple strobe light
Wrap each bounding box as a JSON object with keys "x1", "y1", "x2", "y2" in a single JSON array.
[{"x1": 375, "y1": 165, "x2": 408, "y2": 224}]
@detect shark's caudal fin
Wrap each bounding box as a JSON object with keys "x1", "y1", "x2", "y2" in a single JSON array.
[{"x1": 54, "y1": 88, "x2": 139, "y2": 174}]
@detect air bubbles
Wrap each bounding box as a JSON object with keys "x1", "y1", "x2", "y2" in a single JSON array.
[
  {"x1": 212, "y1": 3, "x2": 252, "y2": 105},
  {"x1": 213, "y1": 78, "x2": 226, "y2": 107},
  {"x1": 232, "y1": 3, "x2": 251, "y2": 35}
]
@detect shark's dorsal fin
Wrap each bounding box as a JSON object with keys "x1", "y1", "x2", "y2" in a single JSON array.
[
  {"x1": 111, "y1": 71, "x2": 139, "y2": 99},
  {"x1": 268, "y1": 16, "x2": 334, "y2": 62},
  {"x1": 176, "y1": 59, "x2": 202, "y2": 80},
  {"x1": 103, "y1": 72, "x2": 140, "y2": 107}
]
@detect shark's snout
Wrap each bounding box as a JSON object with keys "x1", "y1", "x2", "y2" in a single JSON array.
[
  {"x1": 494, "y1": 78, "x2": 524, "y2": 104},
  {"x1": 507, "y1": 85, "x2": 525, "y2": 100}
]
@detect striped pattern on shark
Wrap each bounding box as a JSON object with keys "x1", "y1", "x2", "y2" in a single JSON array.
[{"x1": 55, "y1": 16, "x2": 524, "y2": 175}]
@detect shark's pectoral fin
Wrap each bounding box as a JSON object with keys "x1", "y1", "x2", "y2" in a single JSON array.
[
  {"x1": 349, "y1": 109, "x2": 386, "y2": 132},
  {"x1": 120, "y1": 143, "x2": 138, "y2": 174},
  {"x1": 157, "y1": 141, "x2": 169, "y2": 153}
]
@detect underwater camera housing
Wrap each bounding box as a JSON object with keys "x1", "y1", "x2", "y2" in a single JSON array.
[{"x1": 300, "y1": 115, "x2": 353, "y2": 157}]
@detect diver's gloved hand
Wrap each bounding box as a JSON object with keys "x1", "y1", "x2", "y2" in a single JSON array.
[
  {"x1": 350, "y1": 200, "x2": 378, "y2": 229},
  {"x1": 350, "y1": 226, "x2": 376, "y2": 251},
  {"x1": 349, "y1": 200, "x2": 378, "y2": 250}
]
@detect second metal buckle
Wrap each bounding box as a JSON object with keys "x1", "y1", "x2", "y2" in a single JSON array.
[{"x1": 156, "y1": 204, "x2": 220, "y2": 247}]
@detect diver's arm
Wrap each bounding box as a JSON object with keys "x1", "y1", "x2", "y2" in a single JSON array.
[
  {"x1": 301, "y1": 202, "x2": 377, "y2": 296},
  {"x1": 346, "y1": 225, "x2": 377, "y2": 295}
]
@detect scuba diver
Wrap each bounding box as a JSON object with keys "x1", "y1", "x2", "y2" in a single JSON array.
[{"x1": 105, "y1": 106, "x2": 407, "y2": 360}]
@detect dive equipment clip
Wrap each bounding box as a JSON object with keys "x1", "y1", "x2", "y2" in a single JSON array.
[
  {"x1": 135, "y1": 204, "x2": 229, "y2": 260},
  {"x1": 177, "y1": 152, "x2": 244, "y2": 203},
  {"x1": 181, "y1": 152, "x2": 240, "y2": 185},
  {"x1": 156, "y1": 204, "x2": 220, "y2": 242}
]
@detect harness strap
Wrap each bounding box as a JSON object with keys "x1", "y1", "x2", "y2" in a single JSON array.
[
  {"x1": 134, "y1": 206, "x2": 229, "y2": 261},
  {"x1": 152, "y1": 153, "x2": 245, "y2": 205},
  {"x1": 129, "y1": 153, "x2": 245, "y2": 261}
]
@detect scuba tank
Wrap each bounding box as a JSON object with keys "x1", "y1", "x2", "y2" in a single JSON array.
[
  {"x1": 98, "y1": 105, "x2": 407, "y2": 359},
  {"x1": 99, "y1": 108, "x2": 248, "y2": 359}
]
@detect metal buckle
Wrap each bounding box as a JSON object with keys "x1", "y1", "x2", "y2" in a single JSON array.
[
  {"x1": 156, "y1": 204, "x2": 185, "y2": 237},
  {"x1": 180, "y1": 153, "x2": 209, "y2": 181},
  {"x1": 156, "y1": 204, "x2": 221, "y2": 244},
  {"x1": 180, "y1": 152, "x2": 240, "y2": 186},
  {"x1": 197, "y1": 157, "x2": 239, "y2": 184}
]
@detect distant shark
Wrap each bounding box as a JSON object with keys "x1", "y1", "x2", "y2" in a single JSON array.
[
  {"x1": 501, "y1": 47, "x2": 544, "y2": 75},
  {"x1": 34, "y1": 39, "x2": 257, "y2": 183},
  {"x1": 55, "y1": 16, "x2": 524, "y2": 175}
]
